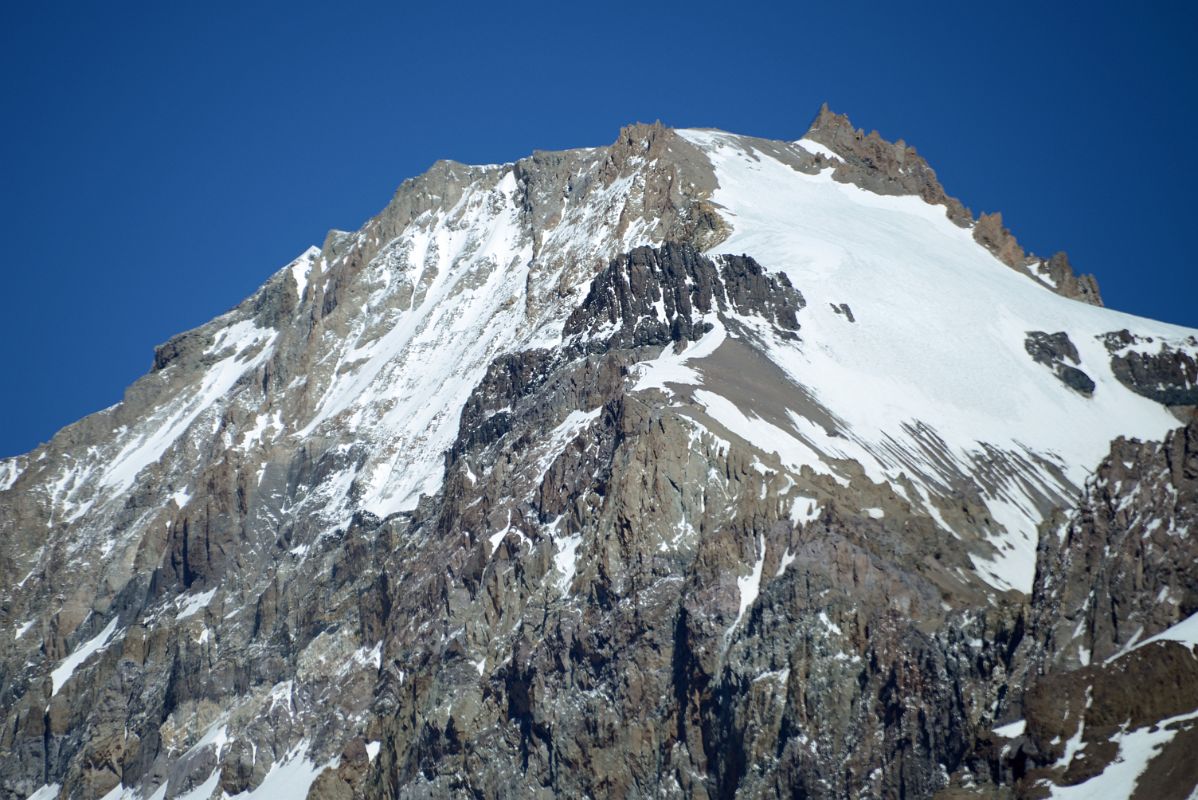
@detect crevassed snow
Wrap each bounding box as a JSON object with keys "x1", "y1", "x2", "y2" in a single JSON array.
[
  {"x1": 678, "y1": 128, "x2": 1195, "y2": 594},
  {"x1": 51, "y1": 618, "x2": 119, "y2": 695},
  {"x1": 175, "y1": 587, "x2": 218, "y2": 620}
]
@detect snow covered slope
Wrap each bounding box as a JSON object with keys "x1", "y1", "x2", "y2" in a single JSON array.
[{"x1": 674, "y1": 128, "x2": 1194, "y2": 592}]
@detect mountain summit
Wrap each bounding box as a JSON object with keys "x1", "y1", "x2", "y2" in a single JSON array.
[{"x1": 2, "y1": 109, "x2": 1197, "y2": 800}]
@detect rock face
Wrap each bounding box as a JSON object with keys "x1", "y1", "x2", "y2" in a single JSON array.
[
  {"x1": 1, "y1": 108, "x2": 1196, "y2": 800},
  {"x1": 1102, "y1": 329, "x2": 1198, "y2": 407},
  {"x1": 988, "y1": 413, "x2": 1198, "y2": 798},
  {"x1": 1024, "y1": 331, "x2": 1095, "y2": 396}
]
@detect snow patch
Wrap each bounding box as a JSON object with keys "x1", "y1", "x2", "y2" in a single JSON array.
[
  {"x1": 290, "y1": 246, "x2": 319, "y2": 300},
  {"x1": 796, "y1": 137, "x2": 841, "y2": 161},
  {"x1": 1107, "y1": 611, "x2": 1198, "y2": 663},
  {"x1": 634, "y1": 318, "x2": 727, "y2": 392},
  {"x1": 101, "y1": 325, "x2": 277, "y2": 494},
  {"x1": 727, "y1": 535, "x2": 766, "y2": 645},
  {"x1": 226, "y1": 740, "x2": 332, "y2": 800},
  {"x1": 994, "y1": 719, "x2": 1026, "y2": 738},
  {"x1": 0, "y1": 458, "x2": 22, "y2": 492},
  {"x1": 535, "y1": 409, "x2": 601, "y2": 483},
  {"x1": 175, "y1": 588, "x2": 218, "y2": 621},
  {"x1": 553, "y1": 531, "x2": 583, "y2": 595},
  {"x1": 1045, "y1": 708, "x2": 1198, "y2": 799},
  {"x1": 51, "y1": 618, "x2": 120, "y2": 695}
]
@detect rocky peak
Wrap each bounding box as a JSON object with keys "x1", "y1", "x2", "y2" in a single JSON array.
[
  {"x1": 804, "y1": 102, "x2": 972, "y2": 226},
  {"x1": 2, "y1": 112, "x2": 1195, "y2": 800}
]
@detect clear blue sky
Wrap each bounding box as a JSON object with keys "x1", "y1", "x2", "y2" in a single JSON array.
[{"x1": 2, "y1": 1, "x2": 1195, "y2": 457}]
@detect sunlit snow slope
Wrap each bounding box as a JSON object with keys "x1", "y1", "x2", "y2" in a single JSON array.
[{"x1": 675, "y1": 128, "x2": 1194, "y2": 592}]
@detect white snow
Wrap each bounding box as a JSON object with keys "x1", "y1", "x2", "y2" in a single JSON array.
[
  {"x1": 15, "y1": 620, "x2": 34, "y2": 638},
  {"x1": 634, "y1": 318, "x2": 727, "y2": 391},
  {"x1": 292, "y1": 160, "x2": 658, "y2": 524},
  {"x1": 535, "y1": 409, "x2": 602, "y2": 483},
  {"x1": 1107, "y1": 610, "x2": 1198, "y2": 663},
  {"x1": 238, "y1": 410, "x2": 281, "y2": 452},
  {"x1": 994, "y1": 719, "x2": 1026, "y2": 738},
  {"x1": 727, "y1": 535, "x2": 766, "y2": 644},
  {"x1": 1045, "y1": 708, "x2": 1198, "y2": 799},
  {"x1": 366, "y1": 741, "x2": 382, "y2": 761},
  {"x1": 693, "y1": 388, "x2": 844, "y2": 484},
  {"x1": 351, "y1": 641, "x2": 383, "y2": 671},
  {"x1": 0, "y1": 457, "x2": 22, "y2": 492},
  {"x1": 100, "y1": 322, "x2": 277, "y2": 494},
  {"x1": 789, "y1": 496, "x2": 821, "y2": 525},
  {"x1": 24, "y1": 786, "x2": 61, "y2": 800},
  {"x1": 817, "y1": 611, "x2": 842, "y2": 635},
  {"x1": 185, "y1": 719, "x2": 230, "y2": 758},
  {"x1": 175, "y1": 587, "x2": 217, "y2": 620},
  {"x1": 795, "y1": 138, "x2": 840, "y2": 161},
  {"x1": 290, "y1": 246, "x2": 320, "y2": 300},
  {"x1": 225, "y1": 740, "x2": 331, "y2": 800},
  {"x1": 553, "y1": 531, "x2": 583, "y2": 594},
  {"x1": 173, "y1": 768, "x2": 221, "y2": 800},
  {"x1": 51, "y1": 617, "x2": 119, "y2": 695},
  {"x1": 678, "y1": 128, "x2": 1196, "y2": 594}
]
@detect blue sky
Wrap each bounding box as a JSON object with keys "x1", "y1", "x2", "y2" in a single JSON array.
[{"x1": 1, "y1": 1, "x2": 1195, "y2": 457}]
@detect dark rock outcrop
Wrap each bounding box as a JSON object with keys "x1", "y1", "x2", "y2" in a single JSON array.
[
  {"x1": 564, "y1": 243, "x2": 804, "y2": 349},
  {"x1": 1102, "y1": 329, "x2": 1198, "y2": 406},
  {"x1": 1024, "y1": 331, "x2": 1095, "y2": 396}
]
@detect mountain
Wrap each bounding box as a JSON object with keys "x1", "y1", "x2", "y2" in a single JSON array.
[{"x1": 2, "y1": 106, "x2": 1197, "y2": 800}]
